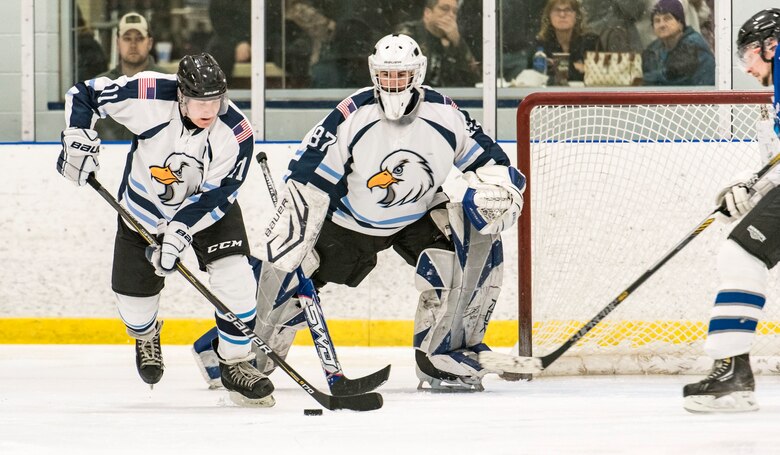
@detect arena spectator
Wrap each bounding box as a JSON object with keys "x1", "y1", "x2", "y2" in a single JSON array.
[
  {"x1": 642, "y1": 0, "x2": 714, "y2": 86},
  {"x1": 534, "y1": 0, "x2": 599, "y2": 83}
]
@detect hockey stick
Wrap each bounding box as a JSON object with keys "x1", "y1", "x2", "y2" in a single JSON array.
[
  {"x1": 86, "y1": 174, "x2": 382, "y2": 411},
  {"x1": 255, "y1": 152, "x2": 392, "y2": 396},
  {"x1": 481, "y1": 113, "x2": 780, "y2": 375}
]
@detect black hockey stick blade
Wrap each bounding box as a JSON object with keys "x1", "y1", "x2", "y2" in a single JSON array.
[
  {"x1": 329, "y1": 364, "x2": 392, "y2": 396},
  {"x1": 315, "y1": 389, "x2": 384, "y2": 411}
]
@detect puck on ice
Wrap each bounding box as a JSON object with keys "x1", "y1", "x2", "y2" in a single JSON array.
[{"x1": 304, "y1": 409, "x2": 323, "y2": 416}]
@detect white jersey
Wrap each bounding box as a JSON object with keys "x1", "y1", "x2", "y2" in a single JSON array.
[
  {"x1": 64, "y1": 72, "x2": 253, "y2": 235},
  {"x1": 287, "y1": 87, "x2": 510, "y2": 236}
]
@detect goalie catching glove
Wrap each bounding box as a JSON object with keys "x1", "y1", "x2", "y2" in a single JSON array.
[
  {"x1": 462, "y1": 165, "x2": 526, "y2": 234},
  {"x1": 145, "y1": 220, "x2": 193, "y2": 276},
  {"x1": 715, "y1": 170, "x2": 776, "y2": 222},
  {"x1": 57, "y1": 127, "x2": 101, "y2": 186}
]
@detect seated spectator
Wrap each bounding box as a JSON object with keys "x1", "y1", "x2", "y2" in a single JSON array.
[
  {"x1": 583, "y1": 0, "x2": 646, "y2": 52},
  {"x1": 95, "y1": 12, "x2": 168, "y2": 141},
  {"x1": 395, "y1": 0, "x2": 480, "y2": 87},
  {"x1": 534, "y1": 0, "x2": 599, "y2": 83},
  {"x1": 75, "y1": 6, "x2": 108, "y2": 81},
  {"x1": 642, "y1": 0, "x2": 714, "y2": 86}
]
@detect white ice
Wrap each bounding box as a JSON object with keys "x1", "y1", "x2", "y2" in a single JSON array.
[{"x1": 2, "y1": 346, "x2": 780, "y2": 455}]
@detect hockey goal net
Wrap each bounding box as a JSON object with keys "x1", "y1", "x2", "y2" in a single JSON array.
[{"x1": 516, "y1": 91, "x2": 780, "y2": 375}]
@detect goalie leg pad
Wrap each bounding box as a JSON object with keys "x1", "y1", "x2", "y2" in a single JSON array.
[
  {"x1": 413, "y1": 203, "x2": 504, "y2": 388},
  {"x1": 251, "y1": 254, "x2": 317, "y2": 375},
  {"x1": 258, "y1": 179, "x2": 329, "y2": 273}
]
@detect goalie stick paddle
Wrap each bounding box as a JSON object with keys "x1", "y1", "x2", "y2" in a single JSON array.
[
  {"x1": 86, "y1": 174, "x2": 382, "y2": 411},
  {"x1": 255, "y1": 152, "x2": 392, "y2": 396},
  {"x1": 481, "y1": 112, "x2": 780, "y2": 375}
]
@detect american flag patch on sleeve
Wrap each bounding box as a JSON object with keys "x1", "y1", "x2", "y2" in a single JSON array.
[
  {"x1": 233, "y1": 118, "x2": 252, "y2": 143},
  {"x1": 443, "y1": 95, "x2": 458, "y2": 109},
  {"x1": 138, "y1": 78, "x2": 156, "y2": 99},
  {"x1": 336, "y1": 97, "x2": 357, "y2": 119}
]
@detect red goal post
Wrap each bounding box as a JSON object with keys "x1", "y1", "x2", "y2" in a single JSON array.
[{"x1": 515, "y1": 90, "x2": 777, "y2": 375}]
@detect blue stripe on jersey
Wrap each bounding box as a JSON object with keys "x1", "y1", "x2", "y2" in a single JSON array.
[
  {"x1": 421, "y1": 118, "x2": 456, "y2": 151},
  {"x1": 341, "y1": 196, "x2": 426, "y2": 225},
  {"x1": 317, "y1": 161, "x2": 343, "y2": 180},
  {"x1": 775, "y1": 47, "x2": 780, "y2": 131},
  {"x1": 714, "y1": 291, "x2": 766, "y2": 309},
  {"x1": 708, "y1": 317, "x2": 758, "y2": 334},
  {"x1": 126, "y1": 184, "x2": 164, "y2": 220},
  {"x1": 455, "y1": 142, "x2": 482, "y2": 168}
]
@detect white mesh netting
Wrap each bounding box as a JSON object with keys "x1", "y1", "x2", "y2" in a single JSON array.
[{"x1": 524, "y1": 96, "x2": 780, "y2": 375}]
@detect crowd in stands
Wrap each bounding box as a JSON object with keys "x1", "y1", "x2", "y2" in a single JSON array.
[{"x1": 76, "y1": 0, "x2": 716, "y2": 89}]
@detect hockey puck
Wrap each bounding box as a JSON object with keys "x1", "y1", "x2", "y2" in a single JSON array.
[{"x1": 304, "y1": 408, "x2": 323, "y2": 416}]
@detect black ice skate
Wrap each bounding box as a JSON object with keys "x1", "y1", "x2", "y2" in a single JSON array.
[
  {"x1": 683, "y1": 353, "x2": 758, "y2": 413},
  {"x1": 213, "y1": 340, "x2": 275, "y2": 407},
  {"x1": 130, "y1": 320, "x2": 164, "y2": 387}
]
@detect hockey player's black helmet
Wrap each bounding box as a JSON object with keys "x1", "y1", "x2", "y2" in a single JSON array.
[
  {"x1": 737, "y1": 9, "x2": 780, "y2": 63},
  {"x1": 177, "y1": 53, "x2": 227, "y2": 98}
]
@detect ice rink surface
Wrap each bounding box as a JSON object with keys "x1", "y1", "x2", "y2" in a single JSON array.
[{"x1": 2, "y1": 345, "x2": 780, "y2": 455}]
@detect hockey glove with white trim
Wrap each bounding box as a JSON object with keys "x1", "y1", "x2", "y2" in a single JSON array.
[
  {"x1": 462, "y1": 165, "x2": 526, "y2": 234},
  {"x1": 715, "y1": 171, "x2": 776, "y2": 222},
  {"x1": 57, "y1": 127, "x2": 101, "y2": 186},
  {"x1": 145, "y1": 220, "x2": 192, "y2": 276}
]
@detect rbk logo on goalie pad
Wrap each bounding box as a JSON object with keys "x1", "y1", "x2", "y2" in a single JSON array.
[
  {"x1": 149, "y1": 152, "x2": 205, "y2": 206},
  {"x1": 367, "y1": 150, "x2": 434, "y2": 207}
]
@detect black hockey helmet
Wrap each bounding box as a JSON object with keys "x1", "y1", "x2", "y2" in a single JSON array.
[
  {"x1": 737, "y1": 9, "x2": 780, "y2": 63},
  {"x1": 177, "y1": 53, "x2": 227, "y2": 98}
]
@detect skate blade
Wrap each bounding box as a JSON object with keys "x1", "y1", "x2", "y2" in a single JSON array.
[
  {"x1": 227, "y1": 391, "x2": 276, "y2": 407},
  {"x1": 683, "y1": 391, "x2": 759, "y2": 413},
  {"x1": 417, "y1": 380, "x2": 484, "y2": 393}
]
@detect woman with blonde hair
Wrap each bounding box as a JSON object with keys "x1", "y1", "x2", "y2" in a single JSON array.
[{"x1": 534, "y1": 0, "x2": 599, "y2": 82}]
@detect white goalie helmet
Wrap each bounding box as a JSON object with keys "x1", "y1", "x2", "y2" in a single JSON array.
[{"x1": 368, "y1": 34, "x2": 427, "y2": 120}]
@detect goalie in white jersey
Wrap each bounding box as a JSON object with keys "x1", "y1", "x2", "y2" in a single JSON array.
[
  {"x1": 225, "y1": 33, "x2": 524, "y2": 392},
  {"x1": 56, "y1": 53, "x2": 275, "y2": 407},
  {"x1": 683, "y1": 9, "x2": 780, "y2": 413}
]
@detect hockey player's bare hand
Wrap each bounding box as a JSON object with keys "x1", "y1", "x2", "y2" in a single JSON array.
[{"x1": 57, "y1": 127, "x2": 100, "y2": 186}]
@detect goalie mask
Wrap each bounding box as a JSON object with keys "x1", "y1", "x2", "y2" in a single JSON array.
[
  {"x1": 737, "y1": 9, "x2": 780, "y2": 66},
  {"x1": 177, "y1": 53, "x2": 229, "y2": 121},
  {"x1": 368, "y1": 34, "x2": 427, "y2": 121}
]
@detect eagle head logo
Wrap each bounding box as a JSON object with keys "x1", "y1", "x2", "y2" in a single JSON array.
[
  {"x1": 366, "y1": 149, "x2": 434, "y2": 207},
  {"x1": 149, "y1": 152, "x2": 204, "y2": 206}
]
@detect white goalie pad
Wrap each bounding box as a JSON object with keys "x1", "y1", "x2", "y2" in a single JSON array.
[
  {"x1": 414, "y1": 202, "x2": 504, "y2": 360},
  {"x1": 251, "y1": 252, "x2": 319, "y2": 374},
  {"x1": 258, "y1": 179, "x2": 329, "y2": 273}
]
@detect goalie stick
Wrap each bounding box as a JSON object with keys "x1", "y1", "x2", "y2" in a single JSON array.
[
  {"x1": 481, "y1": 107, "x2": 780, "y2": 375},
  {"x1": 255, "y1": 152, "x2": 392, "y2": 396},
  {"x1": 86, "y1": 174, "x2": 382, "y2": 411}
]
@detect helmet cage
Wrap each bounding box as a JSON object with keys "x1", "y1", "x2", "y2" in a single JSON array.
[{"x1": 368, "y1": 34, "x2": 427, "y2": 120}]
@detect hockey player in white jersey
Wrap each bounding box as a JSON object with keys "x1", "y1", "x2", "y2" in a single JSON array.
[
  {"x1": 56, "y1": 53, "x2": 274, "y2": 407},
  {"x1": 194, "y1": 33, "x2": 525, "y2": 392},
  {"x1": 683, "y1": 9, "x2": 780, "y2": 413}
]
